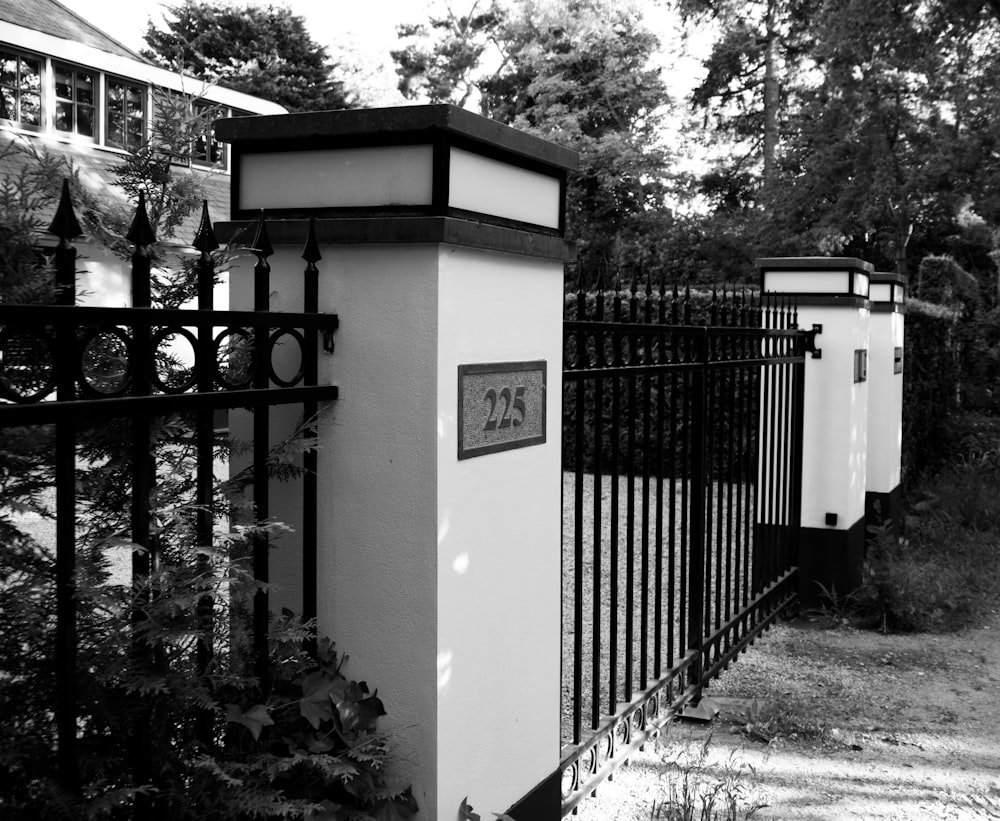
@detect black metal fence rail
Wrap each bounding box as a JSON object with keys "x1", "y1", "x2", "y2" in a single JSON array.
[
  {"x1": 560, "y1": 283, "x2": 807, "y2": 812},
  {"x1": 0, "y1": 182, "x2": 338, "y2": 803}
]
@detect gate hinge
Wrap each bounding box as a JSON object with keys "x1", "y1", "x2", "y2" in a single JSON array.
[
  {"x1": 322, "y1": 315, "x2": 339, "y2": 354},
  {"x1": 804, "y1": 323, "x2": 822, "y2": 359}
]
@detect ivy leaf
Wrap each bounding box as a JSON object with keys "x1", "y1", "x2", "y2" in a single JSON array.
[
  {"x1": 459, "y1": 797, "x2": 481, "y2": 821},
  {"x1": 335, "y1": 691, "x2": 386, "y2": 733},
  {"x1": 305, "y1": 800, "x2": 343, "y2": 821},
  {"x1": 300, "y1": 671, "x2": 346, "y2": 728},
  {"x1": 225, "y1": 703, "x2": 274, "y2": 741},
  {"x1": 370, "y1": 788, "x2": 419, "y2": 820}
]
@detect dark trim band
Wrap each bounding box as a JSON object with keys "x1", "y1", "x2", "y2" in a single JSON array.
[{"x1": 216, "y1": 216, "x2": 576, "y2": 261}]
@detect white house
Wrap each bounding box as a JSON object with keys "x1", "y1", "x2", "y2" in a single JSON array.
[{"x1": 0, "y1": 0, "x2": 286, "y2": 304}]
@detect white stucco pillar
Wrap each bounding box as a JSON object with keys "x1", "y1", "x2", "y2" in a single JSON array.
[
  {"x1": 757, "y1": 257, "x2": 873, "y2": 606},
  {"x1": 217, "y1": 106, "x2": 577, "y2": 821},
  {"x1": 866, "y1": 272, "x2": 906, "y2": 533}
]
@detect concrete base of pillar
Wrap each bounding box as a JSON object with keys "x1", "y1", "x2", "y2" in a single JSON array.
[
  {"x1": 865, "y1": 486, "x2": 903, "y2": 537},
  {"x1": 798, "y1": 517, "x2": 866, "y2": 608},
  {"x1": 505, "y1": 770, "x2": 561, "y2": 820}
]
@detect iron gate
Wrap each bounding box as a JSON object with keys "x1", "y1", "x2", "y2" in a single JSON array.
[
  {"x1": 560, "y1": 282, "x2": 809, "y2": 811},
  {"x1": 0, "y1": 182, "x2": 338, "y2": 813}
]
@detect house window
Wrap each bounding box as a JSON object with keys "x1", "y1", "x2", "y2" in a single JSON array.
[
  {"x1": 106, "y1": 78, "x2": 146, "y2": 151},
  {"x1": 54, "y1": 63, "x2": 96, "y2": 139},
  {"x1": 192, "y1": 99, "x2": 225, "y2": 167},
  {"x1": 0, "y1": 49, "x2": 42, "y2": 128}
]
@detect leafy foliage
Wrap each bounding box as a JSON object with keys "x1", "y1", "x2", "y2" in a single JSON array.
[
  {"x1": 143, "y1": 1, "x2": 354, "y2": 113},
  {"x1": 0, "y1": 106, "x2": 411, "y2": 821},
  {"x1": 393, "y1": 0, "x2": 675, "y2": 283}
]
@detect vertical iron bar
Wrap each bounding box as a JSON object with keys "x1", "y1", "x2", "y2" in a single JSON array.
[
  {"x1": 688, "y1": 328, "x2": 708, "y2": 694},
  {"x1": 766, "y1": 297, "x2": 788, "y2": 583},
  {"x1": 572, "y1": 289, "x2": 585, "y2": 745},
  {"x1": 668, "y1": 289, "x2": 679, "y2": 668},
  {"x1": 591, "y1": 292, "x2": 604, "y2": 731},
  {"x1": 50, "y1": 180, "x2": 80, "y2": 791},
  {"x1": 640, "y1": 295, "x2": 652, "y2": 689},
  {"x1": 704, "y1": 334, "x2": 717, "y2": 640},
  {"x1": 767, "y1": 300, "x2": 783, "y2": 590},
  {"x1": 624, "y1": 286, "x2": 637, "y2": 699},
  {"x1": 653, "y1": 292, "x2": 666, "y2": 680},
  {"x1": 251, "y1": 212, "x2": 273, "y2": 692},
  {"x1": 678, "y1": 349, "x2": 690, "y2": 672},
  {"x1": 193, "y1": 202, "x2": 219, "y2": 749},
  {"x1": 609, "y1": 290, "x2": 621, "y2": 714},
  {"x1": 790, "y1": 306, "x2": 806, "y2": 576},
  {"x1": 302, "y1": 220, "x2": 322, "y2": 645},
  {"x1": 127, "y1": 191, "x2": 157, "y2": 817},
  {"x1": 781, "y1": 302, "x2": 795, "y2": 575},
  {"x1": 725, "y1": 315, "x2": 736, "y2": 632}
]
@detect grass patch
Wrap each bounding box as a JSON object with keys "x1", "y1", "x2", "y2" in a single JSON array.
[
  {"x1": 649, "y1": 735, "x2": 767, "y2": 821},
  {"x1": 845, "y1": 449, "x2": 1000, "y2": 633}
]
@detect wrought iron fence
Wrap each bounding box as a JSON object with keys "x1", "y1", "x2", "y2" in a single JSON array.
[
  {"x1": 0, "y1": 181, "x2": 338, "y2": 808},
  {"x1": 561, "y1": 281, "x2": 810, "y2": 812}
]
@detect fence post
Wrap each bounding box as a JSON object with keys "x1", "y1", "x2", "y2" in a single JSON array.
[
  {"x1": 866, "y1": 273, "x2": 907, "y2": 535},
  {"x1": 757, "y1": 257, "x2": 873, "y2": 608},
  {"x1": 215, "y1": 106, "x2": 578, "y2": 820}
]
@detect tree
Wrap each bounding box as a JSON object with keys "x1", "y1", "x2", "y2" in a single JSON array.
[
  {"x1": 142, "y1": 1, "x2": 354, "y2": 113},
  {"x1": 392, "y1": 0, "x2": 506, "y2": 108},
  {"x1": 678, "y1": 0, "x2": 816, "y2": 203},
  {"x1": 394, "y1": 0, "x2": 677, "y2": 282}
]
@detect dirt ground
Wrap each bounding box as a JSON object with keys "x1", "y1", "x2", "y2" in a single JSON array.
[{"x1": 574, "y1": 605, "x2": 1000, "y2": 820}]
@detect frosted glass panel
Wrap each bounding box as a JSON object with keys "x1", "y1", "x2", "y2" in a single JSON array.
[{"x1": 239, "y1": 146, "x2": 434, "y2": 210}]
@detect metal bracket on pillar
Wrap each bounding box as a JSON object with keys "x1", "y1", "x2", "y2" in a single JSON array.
[
  {"x1": 805, "y1": 324, "x2": 822, "y2": 359},
  {"x1": 322, "y1": 315, "x2": 339, "y2": 354}
]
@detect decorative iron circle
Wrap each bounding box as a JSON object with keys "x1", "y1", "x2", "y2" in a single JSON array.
[
  {"x1": 563, "y1": 332, "x2": 578, "y2": 368},
  {"x1": 602, "y1": 334, "x2": 615, "y2": 366},
  {"x1": 585, "y1": 333, "x2": 598, "y2": 368},
  {"x1": 631, "y1": 706, "x2": 645, "y2": 733},
  {"x1": 580, "y1": 745, "x2": 597, "y2": 776},
  {"x1": 619, "y1": 336, "x2": 632, "y2": 365},
  {"x1": 599, "y1": 732, "x2": 613, "y2": 764},
  {"x1": 268, "y1": 328, "x2": 305, "y2": 388},
  {"x1": 150, "y1": 326, "x2": 198, "y2": 394},
  {"x1": 77, "y1": 326, "x2": 132, "y2": 398},
  {"x1": 614, "y1": 716, "x2": 630, "y2": 747},
  {"x1": 214, "y1": 327, "x2": 254, "y2": 390},
  {"x1": 0, "y1": 328, "x2": 56, "y2": 403},
  {"x1": 560, "y1": 762, "x2": 579, "y2": 800}
]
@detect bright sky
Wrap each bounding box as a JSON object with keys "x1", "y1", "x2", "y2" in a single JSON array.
[{"x1": 57, "y1": 0, "x2": 706, "y2": 108}]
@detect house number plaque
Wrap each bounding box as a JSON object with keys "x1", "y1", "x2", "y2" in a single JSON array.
[{"x1": 458, "y1": 361, "x2": 546, "y2": 460}]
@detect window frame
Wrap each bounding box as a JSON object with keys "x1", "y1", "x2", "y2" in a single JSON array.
[
  {"x1": 0, "y1": 47, "x2": 43, "y2": 131},
  {"x1": 52, "y1": 60, "x2": 98, "y2": 142},
  {"x1": 105, "y1": 74, "x2": 148, "y2": 152}
]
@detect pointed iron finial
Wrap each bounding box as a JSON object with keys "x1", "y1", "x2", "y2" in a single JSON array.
[
  {"x1": 192, "y1": 200, "x2": 219, "y2": 254},
  {"x1": 250, "y1": 210, "x2": 273, "y2": 259},
  {"x1": 301, "y1": 217, "x2": 321, "y2": 265},
  {"x1": 629, "y1": 273, "x2": 638, "y2": 297},
  {"x1": 48, "y1": 179, "x2": 83, "y2": 241},
  {"x1": 126, "y1": 190, "x2": 156, "y2": 247},
  {"x1": 595, "y1": 266, "x2": 605, "y2": 292},
  {"x1": 644, "y1": 275, "x2": 652, "y2": 297}
]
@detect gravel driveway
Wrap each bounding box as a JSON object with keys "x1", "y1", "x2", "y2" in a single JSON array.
[{"x1": 572, "y1": 607, "x2": 1000, "y2": 820}]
